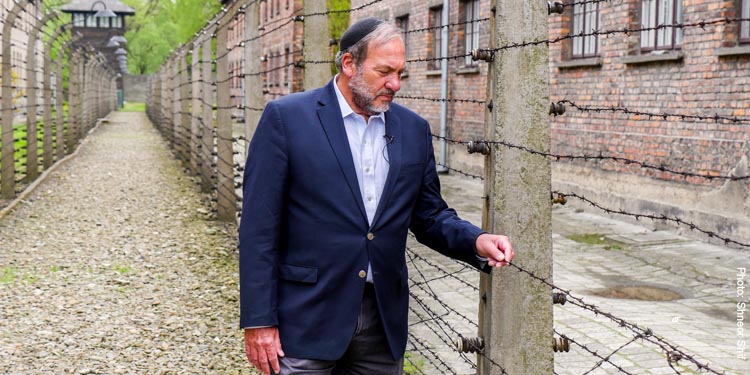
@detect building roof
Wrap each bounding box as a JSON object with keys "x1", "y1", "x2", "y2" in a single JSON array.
[{"x1": 60, "y1": 0, "x2": 135, "y2": 15}]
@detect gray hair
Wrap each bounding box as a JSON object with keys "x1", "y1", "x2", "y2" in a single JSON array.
[{"x1": 334, "y1": 21, "x2": 404, "y2": 72}]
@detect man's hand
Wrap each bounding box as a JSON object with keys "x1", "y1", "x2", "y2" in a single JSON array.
[
  {"x1": 475, "y1": 233, "x2": 514, "y2": 268},
  {"x1": 244, "y1": 327, "x2": 285, "y2": 375}
]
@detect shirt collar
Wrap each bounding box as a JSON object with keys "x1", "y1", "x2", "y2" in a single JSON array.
[{"x1": 333, "y1": 74, "x2": 386, "y2": 122}]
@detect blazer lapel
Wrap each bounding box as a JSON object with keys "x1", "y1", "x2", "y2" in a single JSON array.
[
  {"x1": 316, "y1": 82, "x2": 368, "y2": 225},
  {"x1": 371, "y1": 110, "x2": 402, "y2": 227}
]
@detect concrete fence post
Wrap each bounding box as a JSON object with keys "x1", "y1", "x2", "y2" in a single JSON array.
[
  {"x1": 160, "y1": 66, "x2": 169, "y2": 137},
  {"x1": 180, "y1": 51, "x2": 191, "y2": 167},
  {"x1": 215, "y1": 10, "x2": 237, "y2": 221},
  {"x1": 200, "y1": 27, "x2": 216, "y2": 193},
  {"x1": 66, "y1": 49, "x2": 80, "y2": 154},
  {"x1": 43, "y1": 26, "x2": 65, "y2": 168},
  {"x1": 479, "y1": 0, "x2": 553, "y2": 374},
  {"x1": 303, "y1": 0, "x2": 331, "y2": 90},
  {"x1": 171, "y1": 55, "x2": 180, "y2": 150},
  {"x1": 26, "y1": 11, "x2": 58, "y2": 181},
  {"x1": 1, "y1": 0, "x2": 30, "y2": 198},
  {"x1": 191, "y1": 40, "x2": 202, "y2": 177},
  {"x1": 244, "y1": 0, "x2": 262, "y2": 142}
]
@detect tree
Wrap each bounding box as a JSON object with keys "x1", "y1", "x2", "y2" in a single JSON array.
[{"x1": 122, "y1": 0, "x2": 222, "y2": 74}]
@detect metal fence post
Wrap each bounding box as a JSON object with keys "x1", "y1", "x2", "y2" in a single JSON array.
[
  {"x1": 479, "y1": 0, "x2": 553, "y2": 374},
  {"x1": 303, "y1": 0, "x2": 331, "y2": 90},
  {"x1": 215, "y1": 10, "x2": 237, "y2": 221},
  {"x1": 1, "y1": 1, "x2": 29, "y2": 198}
]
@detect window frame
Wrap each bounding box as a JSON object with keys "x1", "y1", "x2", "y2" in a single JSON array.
[
  {"x1": 741, "y1": 0, "x2": 750, "y2": 44},
  {"x1": 395, "y1": 14, "x2": 410, "y2": 66},
  {"x1": 571, "y1": 1, "x2": 601, "y2": 58},
  {"x1": 429, "y1": 6, "x2": 444, "y2": 71},
  {"x1": 640, "y1": 0, "x2": 683, "y2": 52},
  {"x1": 463, "y1": 0, "x2": 481, "y2": 66}
]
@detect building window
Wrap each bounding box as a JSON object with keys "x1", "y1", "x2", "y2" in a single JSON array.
[
  {"x1": 73, "y1": 13, "x2": 85, "y2": 27},
  {"x1": 85, "y1": 13, "x2": 96, "y2": 27},
  {"x1": 572, "y1": 1, "x2": 600, "y2": 58},
  {"x1": 640, "y1": 0, "x2": 683, "y2": 51},
  {"x1": 463, "y1": 0, "x2": 480, "y2": 66},
  {"x1": 741, "y1": 0, "x2": 750, "y2": 44},
  {"x1": 430, "y1": 6, "x2": 443, "y2": 70},
  {"x1": 395, "y1": 14, "x2": 409, "y2": 63},
  {"x1": 112, "y1": 16, "x2": 122, "y2": 28}
]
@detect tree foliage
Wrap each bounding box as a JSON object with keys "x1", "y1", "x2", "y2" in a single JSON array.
[
  {"x1": 327, "y1": 0, "x2": 350, "y2": 75},
  {"x1": 122, "y1": 0, "x2": 222, "y2": 74}
]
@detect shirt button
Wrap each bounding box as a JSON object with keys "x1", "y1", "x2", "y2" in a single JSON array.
[
  {"x1": 358, "y1": 270, "x2": 367, "y2": 279},
  {"x1": 367, "y1": 196, "x2": 373, "y2": 202},
  {"x1": 367, "y1": 232, "x2": 374, "y2": 240}
]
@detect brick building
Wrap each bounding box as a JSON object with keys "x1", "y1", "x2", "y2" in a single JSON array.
[
  {"x1": 225, "y1": 0, "x2": 304, "y2": 112},
  {"x1": 348, "y1": 0, "x2": 749, "y2": 243},
  {"x1": 350, "y1": 0, "x2": 489, "y2": 176},
  {"x1": 548, "y1": 0, "x2": 750, "y2": 243}
]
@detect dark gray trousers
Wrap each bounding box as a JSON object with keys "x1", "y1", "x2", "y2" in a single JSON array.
[{"x1": 277, "y1": 284, "x2": 404, "y2": 375}]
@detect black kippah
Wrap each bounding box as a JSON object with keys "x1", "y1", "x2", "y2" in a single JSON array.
[{"x1": 339, "y1": 17, "x2": 385, "y2": 52}]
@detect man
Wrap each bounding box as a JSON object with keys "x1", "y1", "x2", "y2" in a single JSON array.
[{"x1": 239, "y1": 17, "x2": 514, "y2": 375}]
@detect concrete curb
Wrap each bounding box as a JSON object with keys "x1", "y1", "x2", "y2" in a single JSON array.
[{"x1": 0, "y1": 115, "x2": 112, "y2": 220}]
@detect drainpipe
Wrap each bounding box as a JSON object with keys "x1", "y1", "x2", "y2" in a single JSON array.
[{"x1": 438, "y1": 0, "x2": 450, "y2": 173}]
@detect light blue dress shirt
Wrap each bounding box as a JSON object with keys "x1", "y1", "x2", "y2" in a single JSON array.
[{"x1": 333, "y1": 76, "x2": 389, "y2": 283}]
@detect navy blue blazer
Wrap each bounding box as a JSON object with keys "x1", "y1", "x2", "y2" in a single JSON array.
[{"x1": 239, "y1": 80, "x2": 486, "y2": 361}]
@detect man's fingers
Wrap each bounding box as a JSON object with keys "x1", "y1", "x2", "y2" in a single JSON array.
[
  {"x1": 267, "y1": 346, "x2": 281, "y2": 374},
  {"x1": 257, "y1": 348, "x2": 271, "y2": 375}
]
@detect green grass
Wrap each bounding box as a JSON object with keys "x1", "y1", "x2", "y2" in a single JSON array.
[
  {"x1": 113, "y1": 264, "x2": 132, "y2": 275},
  {"x1": 1, "y1": 267, "x2": 16, "y2": 283},
  {"x1": 120, "y1": 102, "x2": 146, "y2": 112},
  {"x1": 0, "y1": 108, "x2": 69, "y2": 175},
  {"x1": 403, "y1": 352, "x2": 425, "y2": 375}
]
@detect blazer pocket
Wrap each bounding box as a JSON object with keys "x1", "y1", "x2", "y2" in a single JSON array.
[{"x1": 278, "y1": 263, "x2": 318, "y2": 284}]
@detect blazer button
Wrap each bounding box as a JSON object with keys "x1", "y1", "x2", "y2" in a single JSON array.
[
  {"x1": 367, "y1": 232, "x2": 374, "y2": 240},
  {"x1": 358, "y1": 270, "x2": 367, "y2": 279}
]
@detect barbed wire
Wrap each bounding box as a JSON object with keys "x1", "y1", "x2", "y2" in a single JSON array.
[
  {"x1": 554, "y1": 191, "x2": 750, "y2": 248},
  {"x1": 478, "y1": 17, "x2": 750, "y2": 54},
  {"x1": 558, "y1": 99, "x2": 750, "y2": 125},
  {"x1": 432, "y1": 134, "x2": 750, "y2": 181},
  {"x1": 404, "y1": 17, "x2": 490, "y2": 35},
  {"x1": 396, "y1": 94, "x2": 485, "y2": 105}
]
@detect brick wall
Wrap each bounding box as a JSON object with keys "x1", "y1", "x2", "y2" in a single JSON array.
[{"x1": 549, "y1": 0, "x2": 750, "y2": 186}]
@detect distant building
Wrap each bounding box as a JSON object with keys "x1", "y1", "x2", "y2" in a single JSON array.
[
  {"x1": 60, "y1": 0, "x2": 135, "y2": 80},
  {"x1": 350, "y1": 0, "x2": 750, "y2": 244}
]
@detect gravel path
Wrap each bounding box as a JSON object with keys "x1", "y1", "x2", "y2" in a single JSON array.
[{"x1": 0, "y1": 112, "x2": 254, "y2": 374}]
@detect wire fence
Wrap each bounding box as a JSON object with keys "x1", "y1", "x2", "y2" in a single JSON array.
[
  {"x1": 146, "y1": 0, "x2": 747, "y2": 374},
  {"x1": 0, "y1": 1, "x2": 118, "y2": 205}
]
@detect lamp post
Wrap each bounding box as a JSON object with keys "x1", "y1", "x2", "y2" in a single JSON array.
[{"x1": 91, "y1": 1, "x2": 117, "y2": 19}]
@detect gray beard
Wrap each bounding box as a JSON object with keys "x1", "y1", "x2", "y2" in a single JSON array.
[{"x1": 349, "y1": 70, "x2": 393, "y2": 116}]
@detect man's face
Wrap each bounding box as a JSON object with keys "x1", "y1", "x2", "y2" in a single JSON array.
[{"x1": 347, "y1": 38, "x2": 406, "y2": 116}]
